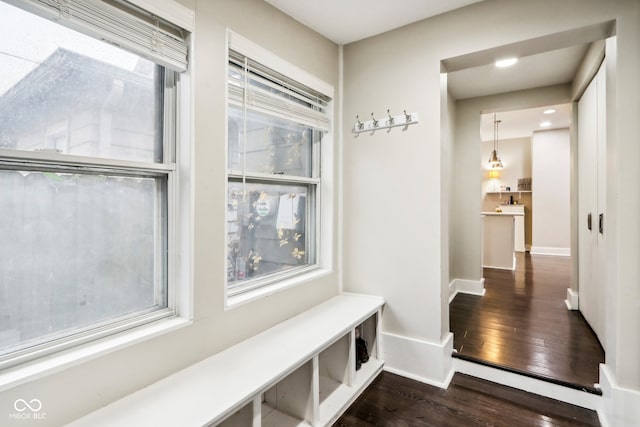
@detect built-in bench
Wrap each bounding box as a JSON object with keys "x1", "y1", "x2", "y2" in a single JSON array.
[{"x1": 67, "y1": 293, "x2": 385, "y2": 427}]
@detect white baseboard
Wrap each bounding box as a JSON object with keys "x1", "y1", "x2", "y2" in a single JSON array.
[
  {"x1": 453, "y1": 358, "x2": 601, "y2": 410},
  {"x1": 449, "y1": 278, "x2": 485, "y2": 303},
  {"x1": 598, "y1": 364, "x2": 640, "y2": 427},
  {"x1": 482, "y1": 254, "x2": 516, "y2": 270},
  {"x1": 565, "y1": 288, "x2": 579, "y2": 310},
  {"x1": 530, "y1": 246, "x2": 571, "y2": 256},
  {"x1": 381, "y1": 332, "x2": 454, "y2": 389}
]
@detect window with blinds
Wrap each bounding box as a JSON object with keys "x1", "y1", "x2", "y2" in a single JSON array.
[
  {"x1": 0, "y1": 0, "x2": 189, "y2": 368},
  {"x1": 226, "y1": 47, "x2": 331, "y2": 295},
  {"x1": 4, "y1": 0, "x2": 188, "y2": 71}
]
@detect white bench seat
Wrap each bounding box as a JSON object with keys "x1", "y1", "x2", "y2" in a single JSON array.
[{"x1": 67, "y1": 293, "x2": 385, "y2": 427}]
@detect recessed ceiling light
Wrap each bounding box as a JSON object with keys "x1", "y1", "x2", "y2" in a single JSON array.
[
  {"x1": 495, "y1": 57, "x2": 518, "y2": 68},
  {"x1": 540, "y1": 121, "x2": 552, "y2": 127},
  {"x1": 543, "y1": 109, "x2": 556, "y2": 114}
]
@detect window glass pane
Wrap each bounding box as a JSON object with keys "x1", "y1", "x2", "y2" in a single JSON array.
[
  {"x1": 227, "y1": 181, "x2": 312, "y2": 286},
  {"x1": 0, "y1": 170, "x2": 167, "y2": 355},
  {"x1": 0, "y1": 2, "x2": 163, "y2": 163},
  {"x1": 228, "y1": 107, "x2": 313, "y2": 177}
]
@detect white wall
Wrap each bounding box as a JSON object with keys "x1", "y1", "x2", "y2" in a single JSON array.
[
  {"x1": 342, "y1": 0, "x2": 640, "y2": 417},
  {"x1": 0, "y1": 1, "x2": 341, "y2": 425},
  {"x1": 531, "y1": 128, "x2": 571, "y2": 255}
]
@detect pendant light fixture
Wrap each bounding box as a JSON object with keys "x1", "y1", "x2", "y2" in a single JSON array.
[{"x1": 488, "y1": 113, "x2": 503, "y2": 169}]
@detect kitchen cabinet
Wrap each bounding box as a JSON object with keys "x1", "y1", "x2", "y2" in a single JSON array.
[
  {"x1": 499, "y1": 205, "x2": 526, "y2": 252},
  {"x1": 482, "y1": 213, "x2": 516, "y2": 270}
]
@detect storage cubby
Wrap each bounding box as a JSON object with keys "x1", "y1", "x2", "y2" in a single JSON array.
[
  {"x1": 216, "y1": 400, "x2": 253, "y2": 427},
  {"x1": 358, "y1": 313, "x2": 379, "y2": 361},
  {"x1": 354, "y1": 311, "x2": 382, "y2": 387},
  {"x1": 262, "y1": 360, "x2": 314, "y2": 427}
]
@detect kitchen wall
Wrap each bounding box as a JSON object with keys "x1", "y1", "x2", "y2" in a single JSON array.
[
  {"x1": 0, "y1": 0, "x2": 341, "y2": 425},
  {"x1": 481, "y1": 136, "x2": 532, "y2": 250},
  {"x1": 481, "y1": 137, "x2": 532, "y2": 196}
]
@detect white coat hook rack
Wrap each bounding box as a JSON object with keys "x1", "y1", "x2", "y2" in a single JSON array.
[{"x1": 352, "y1": 109, "x2": 419, "y2": 134}]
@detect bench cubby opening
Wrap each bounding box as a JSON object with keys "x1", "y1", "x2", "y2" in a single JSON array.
[
  {"x1": 262, "y1": 360, "x2": 315, "y2": 427},
  {"x1": 216, "y1": 400, "x2": 254, "y2": 427}
]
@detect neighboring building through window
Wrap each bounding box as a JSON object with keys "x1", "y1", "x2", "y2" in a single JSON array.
[
  {"x1": 0, "y1": 0, "x2": 188, "y2": 368},
  {"x1": 226, "y1": 44, "x2": 331, "y2": 296}
]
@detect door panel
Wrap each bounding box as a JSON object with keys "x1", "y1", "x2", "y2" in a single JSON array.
[{"x1": 577, "y1": 61, "x2": 606, "y2": 347}]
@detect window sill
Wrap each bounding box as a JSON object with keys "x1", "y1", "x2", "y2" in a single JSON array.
[
  {"x1": 225, "y1": 268, "x2": 331, "y2": 310},
  {"x1": 0, "y1": 316, "x2": 190, "y2": 393}
]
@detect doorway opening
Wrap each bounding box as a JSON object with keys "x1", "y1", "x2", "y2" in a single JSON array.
[{"x1": 444, "y1": 23, "x2": 613, "y2": 393}]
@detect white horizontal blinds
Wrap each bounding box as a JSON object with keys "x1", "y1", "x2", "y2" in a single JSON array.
[
  {"x1": 8, "y1": 0, "x2": 188, "y2": 71},
  {"x1": 229, "y1": 50, "x2": 330, "y2": 132}
]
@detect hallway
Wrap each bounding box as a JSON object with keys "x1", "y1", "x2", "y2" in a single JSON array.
[{"x1": 450, "y1": 253, "x2": 604, "y2": 392}]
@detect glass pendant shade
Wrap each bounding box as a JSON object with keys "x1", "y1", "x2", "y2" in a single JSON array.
[
  {"x1": 488, "y1": 149, "x2": 500, "y2": 165},
  {"x1": 488, "y1": 114, "x2": 503, "y2": 169}
]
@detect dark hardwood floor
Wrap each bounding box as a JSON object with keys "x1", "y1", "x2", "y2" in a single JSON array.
[
  {"x1": 450, "y1": 252, "x2": 604, "y2": 392},
  {"x1": 334, "y1": 371, "x2": 600, "y2": 426}
]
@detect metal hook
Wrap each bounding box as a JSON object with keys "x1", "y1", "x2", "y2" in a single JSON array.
[
  {"x1": 371, "y1": 112, "x2": 379, "y2": 128},
  {"x1": 356, "y1": 115, "x2": 364, "y2": 130},
  {"x1": 387, "y1": 109, "x2": 394, "y2": 126},
  {"x1": 404, "y1": 110, "x2": 412, "y2": 123}
]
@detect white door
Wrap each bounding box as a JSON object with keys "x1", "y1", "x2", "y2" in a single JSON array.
[
  {"x1": 577, "y1": 61, "x2": 606, "y2": 347},
  {"x1": 595, "y1": 61, "x2": 607, "y2": 348}
]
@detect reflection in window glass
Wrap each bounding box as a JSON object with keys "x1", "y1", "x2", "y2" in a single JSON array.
[
  {"x1": 0, "y1": 2, "x2": 163, "y2": 163},
  {"x1": 227, "y1": 181, "x2": 312, "y2": 286},
  {"x1": 227, "y1": 46, "x2": 329, "y2": 295},
  {"x1": 228, "y1": 107, "x2": 313, "y2": 177},
  {"x1": 0, "y1": 170, "x2": 167, "y2": 355}
]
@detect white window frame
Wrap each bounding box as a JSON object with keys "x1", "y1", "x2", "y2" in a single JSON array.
[
  {"x1": 0, "y1": 0, "x2": 193, "y2": 385},
  {"x1": 225, "y1": 31, "x2": 334, "y2": 308}
]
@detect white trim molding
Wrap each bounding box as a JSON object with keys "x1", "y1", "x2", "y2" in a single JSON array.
[
  {"x1": 565, "y1": 288, "x2": 579, "y2": 310},
  {"x1": 454, "y1": 358, "x2": 600, "y2": 410},
  {"x1": 128, "y1": 0, "x2": 194, "y2": 32},
  {"x1": 227, "y1": 30, "x2": 334, "y2": 99},
  {"x1": 530, "y1": 246, "x2": 571, "y2": 256},
  {"x1": 449, "y1": 278, "x2": 486, "y2": 303},
  {"x1": 381, "y1": 332, "x2": 454, "y2": 389},
  {"x1": 0, "y1": 317, "x2": 190, "y2": 393},
  {"x1": 598, "y1": 364, "x2": 640, "y2": 427}
]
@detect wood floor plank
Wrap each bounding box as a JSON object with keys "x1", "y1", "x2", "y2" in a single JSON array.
[
  {"x1": 334, "y1": 371, "x2": 600, "y2": 427},
  {"x1": 450, "y1": 253, "x2": 604, "y2": 389}
]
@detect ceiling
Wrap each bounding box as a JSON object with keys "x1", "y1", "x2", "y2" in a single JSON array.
[
  {"x1": 264, "y1": 1, "x2": 612, "y2": 141},
  {"x1": 448, "y1": 44, "x2": 590, "y2": 100},
  {"x1": 264, "y1": 0, "x2": 485, "y2": 45},
  {"x1": 480, "y1": 103, "x2": 572, "y2": 142}
]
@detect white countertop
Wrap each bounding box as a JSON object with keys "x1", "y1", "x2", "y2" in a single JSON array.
[{"x1": 482, "y1": 212, "x2": 525, "y2": 216}]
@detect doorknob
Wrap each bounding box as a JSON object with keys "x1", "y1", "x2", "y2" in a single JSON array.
[
  {"x1": 599, "y1": 213, "x2": 604, "y2": 235},
  {"x1": 587, "y1": 213, "x2": 592, "y2": 231}
]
